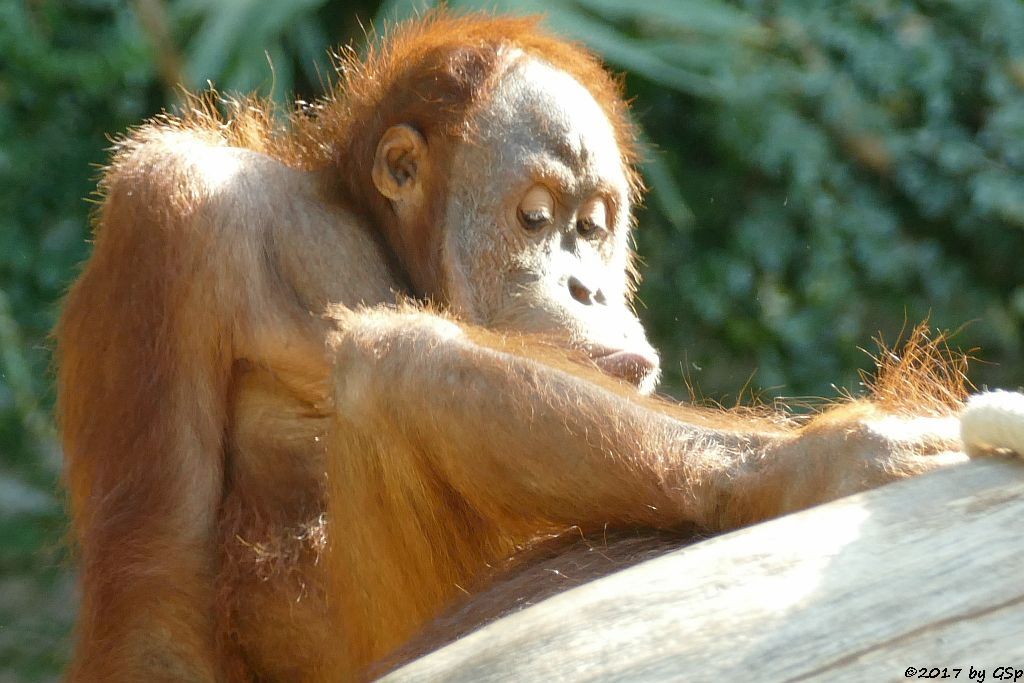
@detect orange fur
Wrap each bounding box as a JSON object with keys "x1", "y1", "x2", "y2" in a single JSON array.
[{"x1": 57, "y1": 11, "x2": 970, "y2": 682}]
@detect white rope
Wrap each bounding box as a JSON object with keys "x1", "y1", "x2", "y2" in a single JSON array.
[{"x1": 960, "y1": 390, "x2": 1024, "y2": 458}]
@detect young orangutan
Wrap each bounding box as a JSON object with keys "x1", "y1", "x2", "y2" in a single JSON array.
[{"x1": 57, "y1": 12, "x2": 1014, "y2": 682}]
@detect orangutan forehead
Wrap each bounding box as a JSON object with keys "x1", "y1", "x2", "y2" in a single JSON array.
[{"x1": 474, "y1": 52, "x2": 629, "y2": 195}]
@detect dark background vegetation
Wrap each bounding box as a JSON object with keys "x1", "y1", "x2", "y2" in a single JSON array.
[{"x1": 1, "y1": 0, "x2": 1021, "y2": 679}]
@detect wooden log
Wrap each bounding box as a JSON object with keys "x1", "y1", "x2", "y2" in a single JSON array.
[{"x1": 384, "y1": 457, "x2": 1024, "y2": 682}]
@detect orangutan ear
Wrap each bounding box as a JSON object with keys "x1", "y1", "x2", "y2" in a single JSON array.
[
  {"x1": 370, "y1": 123, "x2": 439, "y2": 297},
  {"x1": 372, "y1": 124, "x2": 429, "y2": 205}
]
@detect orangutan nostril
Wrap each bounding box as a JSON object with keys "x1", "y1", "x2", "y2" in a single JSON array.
[{"x1": 569, "y1": 276, "x2": 603, "y2": 306}]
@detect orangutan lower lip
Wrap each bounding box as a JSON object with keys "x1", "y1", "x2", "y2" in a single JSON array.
[{"x1": 590, "y1": 348, "x2": 659, "y2": 387}]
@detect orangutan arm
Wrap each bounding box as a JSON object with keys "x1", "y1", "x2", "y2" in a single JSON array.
[{"x1": 326, "y1": 306, "x2": 964, "y2": 533}]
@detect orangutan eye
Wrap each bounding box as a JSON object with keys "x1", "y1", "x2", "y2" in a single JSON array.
[
  {"x1": 576, "y1": 198, "x2": 607, "y2": 238},
  {"x1": 576, "y1": 217, "x2": 600, "y2": 237},
  {"x1": 517, "y1": 185, "x2": 555, "y2": 232}
]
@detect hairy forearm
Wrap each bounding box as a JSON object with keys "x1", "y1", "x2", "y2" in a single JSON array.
[{"x1": 330, "y1": 308, "x2": 793, "y2": 529}]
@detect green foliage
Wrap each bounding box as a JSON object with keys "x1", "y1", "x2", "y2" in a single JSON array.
[
  {"x1": 172, "y1": 0, "x2": 332, "y2": 101},
  {"x1": 166, "y1": 0, "x2": 384, "y2": 101}
]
